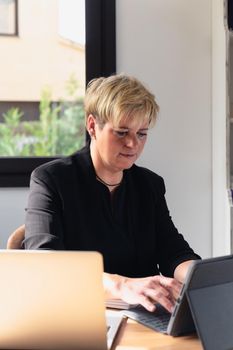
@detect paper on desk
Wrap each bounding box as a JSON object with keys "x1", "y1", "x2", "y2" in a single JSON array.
[{"x1": 105, "y1": 299, "x2": 138, "y2": 309}]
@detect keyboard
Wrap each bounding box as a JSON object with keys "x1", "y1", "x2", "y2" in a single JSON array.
[{"x1": 122, "y1": 304, "x2": 171, "y2": 333}]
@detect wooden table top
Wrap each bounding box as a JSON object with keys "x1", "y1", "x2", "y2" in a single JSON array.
[{"x1": 113, "y1": 316, "x2": 202, "y2": 350}]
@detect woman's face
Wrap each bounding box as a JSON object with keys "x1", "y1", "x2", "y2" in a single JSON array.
[{"x1": 90, "y1": 115, "x2": 149, "y2": 173}]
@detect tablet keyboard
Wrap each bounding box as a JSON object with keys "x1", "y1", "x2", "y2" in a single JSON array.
[{"x1": 122, "y1": 304, "x2": 170, "y2": 333}]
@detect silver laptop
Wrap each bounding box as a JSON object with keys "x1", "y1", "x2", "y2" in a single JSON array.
[{"x1": 0, "y1": 250, "x2": 123, "y2": 350}]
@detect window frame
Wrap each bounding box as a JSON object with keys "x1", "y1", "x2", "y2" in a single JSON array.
[
  {"x1": 0, "y1": 0, "x2": 116, "y2": 187},
  {"x1": 0, "y1": 0, "x2": 18, "y2": 36}
]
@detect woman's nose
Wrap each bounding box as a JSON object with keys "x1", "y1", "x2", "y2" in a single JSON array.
[{"x1": 125, "y1": 134, "x2": 138, "y2": 147}]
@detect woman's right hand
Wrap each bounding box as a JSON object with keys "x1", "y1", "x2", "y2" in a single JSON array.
[{"x1": 103, "y1": 273, "x2": 182, "y2": 312}]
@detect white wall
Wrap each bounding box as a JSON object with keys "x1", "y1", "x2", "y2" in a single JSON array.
[
  {"x1": 212, "y1": 0, "x2": 230, "y2": 256},
  {"x1": 0, "y1": 188, "x2": 28, "y2": 248},
  {"x1": 116, "y1": 0, "x2": 212, "y2": 258}
]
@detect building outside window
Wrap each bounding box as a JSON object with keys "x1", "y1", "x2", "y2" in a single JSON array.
[{"x1": 0, "y1": 0, "x2": 86, "y2": 158}]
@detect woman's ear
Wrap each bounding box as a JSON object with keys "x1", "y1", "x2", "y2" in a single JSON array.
[{"x1": 86, "y1": 114, "x2": 96, "y2": 138}]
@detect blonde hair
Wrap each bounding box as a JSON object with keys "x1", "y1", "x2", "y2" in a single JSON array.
[{"x1": 84, "y1": 74, "x2": 159, "y2": 128}]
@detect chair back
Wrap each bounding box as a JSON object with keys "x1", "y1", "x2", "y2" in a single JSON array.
[{"x1": 7, "y1": 224, "x2": 25, "y2": 249}]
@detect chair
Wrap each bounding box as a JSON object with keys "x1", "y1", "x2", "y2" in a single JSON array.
[{"x1": 7, "y1": 224, "x2": 25, "y2": 249}]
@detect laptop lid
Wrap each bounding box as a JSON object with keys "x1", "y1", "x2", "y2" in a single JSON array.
[
  {"x1": 0, "y1": 250, "x2": 108, "y2": 350},
  {"x1": 185, "y1": 254, "x2": 233, "y2": 350}
]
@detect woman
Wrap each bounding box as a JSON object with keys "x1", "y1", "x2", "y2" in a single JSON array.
[{"x1": 24, "y1": 74, "x2": 200, "y2": 312}]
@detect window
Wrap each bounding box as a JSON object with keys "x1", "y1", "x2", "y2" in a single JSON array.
[
  {"x1": 0, "y1": 0, "x2": 116, "y2": 187},
  {"x1": 0, "y1": 0, "x2": 18, "y2": 36}
]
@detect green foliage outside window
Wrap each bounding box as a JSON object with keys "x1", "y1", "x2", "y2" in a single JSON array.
[{"x1": 0, "y1": 75, "x2": 85, "y2": 156}]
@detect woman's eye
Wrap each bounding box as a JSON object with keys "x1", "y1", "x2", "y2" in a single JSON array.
[
  {"x1": 113, "y1": 130, "x2": 148, "y2": 139},
  {"x1": 114, "y1": 130, "x2": 128, "y2": 138},
  {"x1": 137, "y1": 132, "x2": 147, "y2": 139}
]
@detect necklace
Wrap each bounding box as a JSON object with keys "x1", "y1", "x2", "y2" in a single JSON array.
[{"x1": 96, "y1": 174, "x2": 122, "y2": 187}]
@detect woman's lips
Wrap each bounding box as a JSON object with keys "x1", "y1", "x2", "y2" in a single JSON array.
[{"x1": 120, "y1": 153, "x2": 136, "y2": 158}]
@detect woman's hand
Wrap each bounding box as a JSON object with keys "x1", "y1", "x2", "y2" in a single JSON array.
[{"x1": 103, "y1": 273, "x2": 182, "y2": 313}]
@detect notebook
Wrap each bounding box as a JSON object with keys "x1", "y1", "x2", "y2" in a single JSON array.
[
  {"x1": 123, "y1": 254, "x2": 233, "y2": 349},
  {"x1": 0, "y1": 250, "x2": 123, "y2": 350}
]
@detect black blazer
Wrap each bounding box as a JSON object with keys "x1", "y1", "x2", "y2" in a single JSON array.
[{"x1": 24, "y1": 145, "x2": 200, "y2": 277}]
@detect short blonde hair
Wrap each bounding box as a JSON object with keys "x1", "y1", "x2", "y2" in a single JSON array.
[{"x1": 84, "y1": 74, "x2": 159, "y2": 128}]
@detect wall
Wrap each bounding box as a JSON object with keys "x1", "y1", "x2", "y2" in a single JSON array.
[
  {"x1": 0, "y1": 0, "x2": 221, "y2": 257},
  {"x1": 0, "y1": 188, "x2": 28, "y2": 248},
  {"x1": 212, "y1": 0, "x2": 230, "y2": 256},
  {"x1": 116, "y1": 0, "x2": 212, "y2": 258}
]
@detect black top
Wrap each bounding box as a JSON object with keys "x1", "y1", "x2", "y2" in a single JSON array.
[{"x1": 24, "y1": 145, "x2": 200, "y2": 278}]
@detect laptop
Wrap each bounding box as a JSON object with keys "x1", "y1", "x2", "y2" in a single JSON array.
[
  {"x1": 0, "y1": 250, "x2": 123, "y2": 350},
  {"x1": 123, "y1": 254, "x2": 233, "y2": 350}
]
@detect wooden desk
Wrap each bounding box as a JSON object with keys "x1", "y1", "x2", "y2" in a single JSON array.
[{"x1": 113, "y1": 317, "x2": 203, "y2": 350}]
